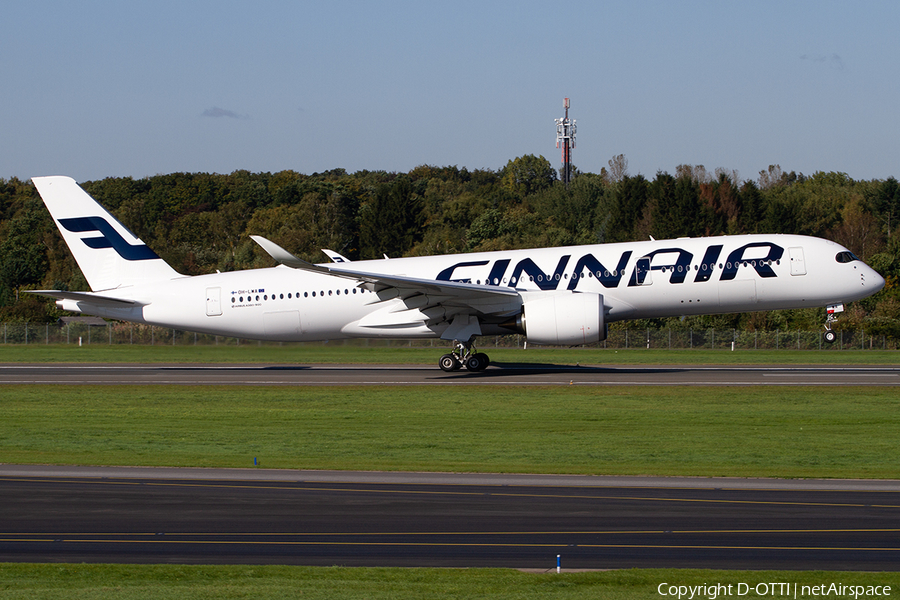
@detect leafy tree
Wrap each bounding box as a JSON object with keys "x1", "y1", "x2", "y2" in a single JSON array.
[
  {"x1": 868, "y1": 177, "x2": 900, "y2": 239},
  {"x1": 500, "y1": 155, "x2": 556, "y2": 198},
  {"x1": 528, "y1": 175, "x2": 605, "y2": 246},
  {"x1": 671, "y1": 173, "x2": 702, "y2": 237},
  {"x1": 359, "y1": 176, "x2": 424, "y2": 259},
  {"x1": 607, "y1": 174, "x2": 649, "y2": 242},
  {"x1": 0, "y1": 197, "x2": 50, "y2": 306},
  {"x1": 737, "y1": 181, "x2": 765, "y2": 234},
  {"x1": 649, "y1": 171, "x2": 677, "y2": 239}
]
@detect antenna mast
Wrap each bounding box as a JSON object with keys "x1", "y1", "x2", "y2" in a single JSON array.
[{"x1": 555, "y1": 98, "x2": 576, "y2": 186}]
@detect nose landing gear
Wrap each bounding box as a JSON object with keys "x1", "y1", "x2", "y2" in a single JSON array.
[
  {"x1": 439, "y1": 340, "x2": 490, "y2": 372},
  {"x1": 823, "y1": 303, "x2": 844, "y2": 344}
]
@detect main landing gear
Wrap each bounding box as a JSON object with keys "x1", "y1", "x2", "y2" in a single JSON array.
[
  {"x1": 823, "y1": 303, "x2": 844, "y2": 344},
  {"x1": 439, "y1": 340, "x2": 490, "y2": 372}
]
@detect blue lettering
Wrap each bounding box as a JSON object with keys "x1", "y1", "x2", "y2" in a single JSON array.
[
  {"x1": 567, "y1": 251, "x2": 632, "y2": 289},
  {"x1": 509, "y1": 256, "x2": 570, "y2": 290},
  {"x1": 436, "y1": 260, "x2": 489, "y2": 283},
  {"x1": 720, "y1": 243, "x2": 783, "y2": 281},
  {"x1": 629, "y1": 248, "x2": 694, "y2": 286},
  {"x1": 694, "y1": 245, "x2": 723, "y2": 283},
  {"x1": 486, "y1": 259, "x2": 511, "y2": 285}
]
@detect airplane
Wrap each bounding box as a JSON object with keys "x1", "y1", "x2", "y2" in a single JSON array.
[{"x1": 29, "y1": 175, "x2": 885, "y2": 371}]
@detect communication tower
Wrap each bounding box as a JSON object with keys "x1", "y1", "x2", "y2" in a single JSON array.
[{"x1": 555, "y1": 98, "x2": 577, "y2": 186}]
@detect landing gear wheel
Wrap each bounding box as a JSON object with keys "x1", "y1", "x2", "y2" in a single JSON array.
[
  {"x1": 823, "y1": 305, "x2": 842, "y2": 345},
  {"x1": 439, "y1": 353, "x2": 461, "y2": 372},
  {"x1": 465, "y1": 352, "x2": 490, "y2": 372}
]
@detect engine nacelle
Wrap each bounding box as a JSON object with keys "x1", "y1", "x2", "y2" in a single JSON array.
[{"x1": 518, "y1": 292, "x2": 606, "y2": 346}]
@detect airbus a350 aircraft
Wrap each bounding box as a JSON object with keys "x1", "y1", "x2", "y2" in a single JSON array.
[{"x1": 30, "y1": 176, "x2": 885, "y2": 371}]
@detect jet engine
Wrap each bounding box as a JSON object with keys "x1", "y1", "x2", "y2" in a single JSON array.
[{"x1": 507, "y1": 292, "x2": 606, "y2": 346}]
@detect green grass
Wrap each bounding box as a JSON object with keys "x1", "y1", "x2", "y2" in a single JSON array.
[
  {"x1": 0, "y1": 565, "x2": 897, "y2": 599},
  {"x1": 3, "y1": 385, "x2": 898, "y2": 478},
  {"x1": 0, "y1": 344, "x2": 897, "y2": 364}
]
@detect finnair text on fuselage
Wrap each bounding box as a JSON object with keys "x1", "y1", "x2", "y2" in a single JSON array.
[{"x1": 435, "y1": 240, "x2": 784, "y2": 290}]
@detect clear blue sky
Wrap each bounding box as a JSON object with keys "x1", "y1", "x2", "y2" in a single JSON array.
[{"x1": 2, "y1": 0, "x2": 898, "y2": 183}]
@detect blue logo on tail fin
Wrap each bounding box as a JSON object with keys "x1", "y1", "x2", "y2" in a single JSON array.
[{"x1": 58, "y1": 217, "x2": 160, "y2": 261}]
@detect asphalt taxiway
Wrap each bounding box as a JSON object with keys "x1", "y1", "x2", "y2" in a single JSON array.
[
  {"x1": 1, "y1": 465, "x2": 898, "y2": 569},
  {"x1": 1, "y1": 362, "x2": 899, "y2": 386}
]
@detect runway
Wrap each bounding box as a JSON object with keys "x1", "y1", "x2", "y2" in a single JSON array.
[
  {"x1": 0, "y1": 466, "x2": 898, "y2": 569},
  {"x1": 2, "y1": 362, "x2": 899, "y2": 386}
]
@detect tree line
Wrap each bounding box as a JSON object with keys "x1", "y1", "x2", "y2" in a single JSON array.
[{"x1": 1, "y1": 155, "x2": 898, "y2": 337}]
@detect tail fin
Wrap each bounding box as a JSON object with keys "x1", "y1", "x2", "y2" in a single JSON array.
[{"x1": 32, "y1": 176, "x2": 181, "y2": 291}]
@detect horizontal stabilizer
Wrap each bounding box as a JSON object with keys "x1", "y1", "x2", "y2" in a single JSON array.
[{"x1": 25, "y1": 290, "x2": 144, "y2": 307}]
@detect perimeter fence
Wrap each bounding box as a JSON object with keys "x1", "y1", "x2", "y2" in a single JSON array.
[{"x1": 1, "y1": 322, "x2": 897, "y2": 351}]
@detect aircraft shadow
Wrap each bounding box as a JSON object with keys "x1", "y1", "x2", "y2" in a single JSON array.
[{"x1": 438, "y1": 362, "x2": 687, "y2": 377}]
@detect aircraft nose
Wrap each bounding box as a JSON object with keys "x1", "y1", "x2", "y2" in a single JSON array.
[{"x1": 868, "y1": 268, "x2": 886, "y2": 293}]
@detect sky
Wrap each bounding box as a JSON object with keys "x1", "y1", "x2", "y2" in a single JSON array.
[{"x1": 2, "y1": 0, "x2": 898, "y2": 183}]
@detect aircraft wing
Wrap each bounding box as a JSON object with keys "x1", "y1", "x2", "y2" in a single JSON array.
[{"x1": 250, "y1": 235, "x2": 520, "y2": 315}]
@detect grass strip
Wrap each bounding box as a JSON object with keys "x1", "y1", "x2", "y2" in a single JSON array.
[
  {"x1": 0, "y1": 344, "x2": 897, "y2": 364},
  {"x1": 0, "y1": 565, "x2": 897, "y2": 599},
  {"x1": 2, "y1": 385, "x2": 898, "y2": 479}
]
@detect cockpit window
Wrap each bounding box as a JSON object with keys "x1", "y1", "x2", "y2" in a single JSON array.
[{"x1": 835, "y1": 251, "x2": 860, "y2": 263}]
